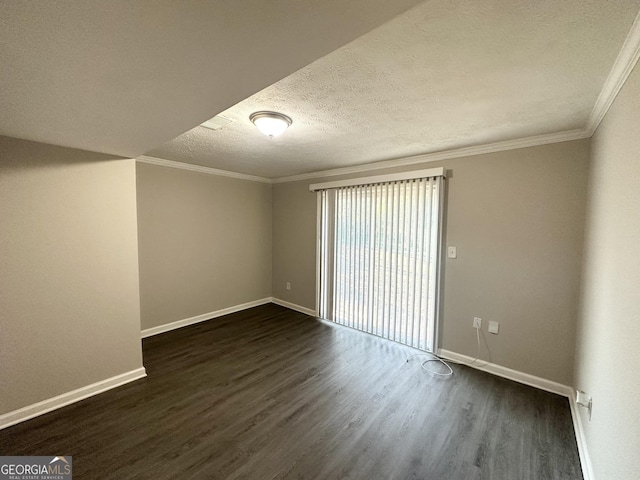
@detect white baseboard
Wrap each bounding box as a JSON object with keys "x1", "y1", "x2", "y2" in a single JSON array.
[
  {"x1": 0, "y1": 367, "x2": 146, "y2": 430},
  {"x1": 439, "y1": 348, "x2": 592, "y2": 479},
  {"x1": 141, "y1": 298, "x2": 272, "y2": 338},
  {"x1": 270, "y1": 297, "x2": 317, "y2": 317},
  {"x1": 438, "y1": 349, "x2": 572, "y2": 397},
  {"x1": 568, "y1": 389, "x2": 594, "y2": 480}
]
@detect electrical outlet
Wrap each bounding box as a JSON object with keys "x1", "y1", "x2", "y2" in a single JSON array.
[
  {"x1": 576, "y1": 390, "x2": 590, "y2": 406},
  {"x1": 576, "y1": 390, "x2": 593, "y2": 420},
  {"x1": 473, "y1": 317, "x2": 482, "y2": 329},
  {"x1": 488, "y1": 321, "x2": 500, "y2": 334},
  {"x1": 286, "y1": 282, "x2": 291, "y2": 291}
]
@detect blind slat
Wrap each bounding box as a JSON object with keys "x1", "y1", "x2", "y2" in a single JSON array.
[{"x1": 319, "y1": 176, "x2": 443, "y2": 353}]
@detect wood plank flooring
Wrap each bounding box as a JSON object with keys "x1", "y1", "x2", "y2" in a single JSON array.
[{"x1": 0, "y1": 304, "x2": 583, "y2": 479}]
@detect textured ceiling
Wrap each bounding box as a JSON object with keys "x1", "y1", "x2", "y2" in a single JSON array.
[
  {"x1": 0, "y1": 0, "x2": 421, "y2": 157},
  {"x1": 149, "y1": 0, "x2": 640, "y2": 178}
]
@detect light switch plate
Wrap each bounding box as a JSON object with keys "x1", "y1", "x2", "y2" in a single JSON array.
[
  {"x1": 488, "y1": 321, "x2": 499, "y2": 334},
  {"x1": 447, "y1": 246, "x2": 457, "y2": 259}
]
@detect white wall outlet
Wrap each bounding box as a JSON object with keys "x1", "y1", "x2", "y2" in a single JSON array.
[
  {"x1": 473, "y1": 317, "x2": 482, "y2": 329},
  {"x1": 576, "y1": 390, "x2": 593, "y2": 420},
  {"x1": 488, "y1": 321, "x2": 500, "y2": 334},
  {"x1": 286, "y1": 282, "x2": 291, "y2": 291},
  {"x1": 576, "y1": 390, "x2": 590, "y2": 406},
  {"x1": 447, "y1": 246, "x2": 457, "y2": 259}
]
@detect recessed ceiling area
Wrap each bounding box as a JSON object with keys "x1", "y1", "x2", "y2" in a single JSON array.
[
  {"x1": 148, "y1": 0, "x2": 640, "y2": 179},
  {"x1": 0, "y1": 0, "x2": 422, "y2": 158}
]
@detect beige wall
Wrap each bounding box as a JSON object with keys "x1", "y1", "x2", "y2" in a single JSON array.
[
  {"x1": 273, "y1": 139, "x2": 589, "y2": 385},
  {"x1": 0, "y1": 136, "x2": 143, "y2": 415},
  {"x1": 136, "y1": 163, "x2": 272, "y2": 330},
  {"x1": 575, "y1": 63, "x2": 640, "y2": 479},
  {"x1": 272, "y1": 180, "x2": 319, "y2": 309}
]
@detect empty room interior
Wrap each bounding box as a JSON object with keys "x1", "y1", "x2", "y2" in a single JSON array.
[{"x1": 1, "y1": 1, "x2": 639, "y2": 479}]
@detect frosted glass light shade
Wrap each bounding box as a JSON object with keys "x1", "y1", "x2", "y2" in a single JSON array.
[{"x1": 250, "y1": 111, "x2": 292, "y2": 138}]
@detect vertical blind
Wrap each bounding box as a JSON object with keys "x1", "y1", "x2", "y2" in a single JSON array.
[{"x1": 318, "y1": 175, "x2": 443, "y2": 352}]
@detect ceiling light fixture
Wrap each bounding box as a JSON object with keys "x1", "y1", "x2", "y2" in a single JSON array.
[{"x1": 249, "y1": 111, "x2": 292, "y2": 138}]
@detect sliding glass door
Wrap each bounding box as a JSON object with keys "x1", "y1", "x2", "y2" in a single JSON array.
[{"x1": 317, "y1": 173, "x2": 443, "y2": 352}]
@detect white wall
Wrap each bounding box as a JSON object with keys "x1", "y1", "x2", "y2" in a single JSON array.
[
  {"x1": 0, "y1": 136, "x2": 143, "y2": 415},
  {"x1": 574, "y1": 61, "x2": 640, "y2": 479}
]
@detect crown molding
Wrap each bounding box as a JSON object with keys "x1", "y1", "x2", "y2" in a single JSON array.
[
  {"x1": 272, "y1": 128, "x2": 589, "y2": 183},
  {"x1": 586, "y1": 8, "x2": 640, "y2": 135},
  {"x1": 140, "y1": 128, "x2": 588, "y2": 187},
  {"x1": 136, "y1": 155, "x2": 272, "y2": 184},
  {"x1": 138, "y1": 11, "x2": 640, "y2": 186}
]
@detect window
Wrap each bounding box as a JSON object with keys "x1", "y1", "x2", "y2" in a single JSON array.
[{"x1": 312, "y1": 168, "x2": 444, "y2": 352}]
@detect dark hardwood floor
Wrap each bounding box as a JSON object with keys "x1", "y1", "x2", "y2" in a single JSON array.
[{"x1": 1, "y1": 304, "x2": 582, "y2": 479}]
